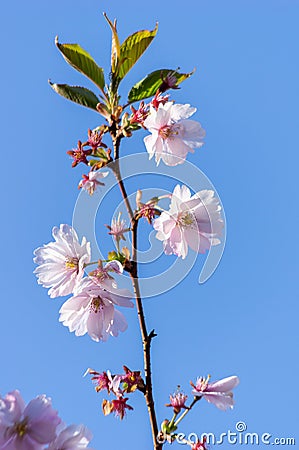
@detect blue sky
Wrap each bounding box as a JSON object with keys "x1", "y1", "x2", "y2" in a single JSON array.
[{"x1": 1, "y1": 0, "x2": 299, "y2": 449}]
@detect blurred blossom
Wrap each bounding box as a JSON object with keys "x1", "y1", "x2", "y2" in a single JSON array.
[
  {"x1": 47, "y1": 424, "x2": 93, "y2": 450},
  {"x1": 0, "y1": 390, "x2": 60, "y2": 450}
]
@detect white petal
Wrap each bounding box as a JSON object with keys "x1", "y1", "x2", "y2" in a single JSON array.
[{"x1": 170, "y1": 103, "x2": 197, "y2": 121}]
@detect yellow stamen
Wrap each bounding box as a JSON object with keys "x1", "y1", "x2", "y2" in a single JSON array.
[{"x1": 65, "y1": 256, "x2": 79, "y2": 270}]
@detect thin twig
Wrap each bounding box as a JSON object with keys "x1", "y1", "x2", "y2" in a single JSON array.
[
  {"x1": 110, "y1": 124, "x2": 162, "y2": 450},
  {"x1": 174, "y1": 396, "x2": 202, "y2": 428}
]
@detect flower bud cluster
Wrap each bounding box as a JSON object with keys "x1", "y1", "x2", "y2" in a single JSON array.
[
  {"x1": 87, "y1": 366, "x2": 145, "y2": 420},
  {"x1": 67, "y1": 128, "x2": 112, "y2": 195}
]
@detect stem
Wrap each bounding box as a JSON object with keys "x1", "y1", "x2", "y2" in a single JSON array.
[
  {"x1": 174, "y1": 396, "x2": 202, "y2": 428},
  {"x1": 168, "y1": 413, "x2": 178, "y2": 429},
  {"x1": 110, "y1": 125, "x2": 162, "y2": 450},
  {"x1": 84, "y1": 261, "x2": 99, "y2": 268}
]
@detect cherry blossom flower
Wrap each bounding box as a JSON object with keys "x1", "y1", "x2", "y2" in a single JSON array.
[
  {"x1": 0, "y1": 390, "x2": 60, "y2": 450},
  {"x1": 159, "y1": 72, "x2": 180, "y2": 92},
  {"x1": 87, "y1": 369, "x2": 111, "y2": 393},
  {"x1": 102, "y1": 397, "x2": 133, "y2": 420},
  {"x1": 67, "y1": 141, "x2": 92, "y2": 167},
  {"x1": 106, "y1": 213, "x2": 128, "y2": 242},
  {"x1": 130, "y1": 101, "x2": 149, "y2": 124},
  {"x1": 191, "y1": 375, "x2": 240, "y2": 411},
  {"x1": 121, "y1": 366, "x2": 145, "y2": 393},
  {"x1": 34, "y1": 224, "x2": 91, "y2": 298},
  {"x1": 106, "y1": 371, "x2": 123, "y2": 396},
  {"x1": 47, "y1": 424, "x2": 93, "y2": 450},
  {"x1": 59, "y1": 277, "x2": 133, "y2": 342},
  {"x1": 89, "y1": 260, "x2": 123, "y2": 282},
  {"x1": 153, "y1": 185, "x2": 223, "y2": 259},
  {"x1": 111, "y1": 397, "x2": 133, "y2": 419},
  {"x1": 86, "y1": 128, "x2": 106, "y2": 150},
  {"x1": 166, "y1": 389, "x2": 188, "y2": 414},
  {"x1": 135, "y1": 190, "x2": 160, "y2": 224},
  {"x1": 143, "y1": 102, "x2": 205, "y2": 166},
  {"x1": 79, "y1": 170, "x2": 109, "y2": 195},
  {"x1": 151, "y1": 92, "x2": 169, "y2": 110}
]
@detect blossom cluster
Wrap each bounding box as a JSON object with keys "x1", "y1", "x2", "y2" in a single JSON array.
[
  {"x1": 67, "y1": 128, "x2": 112, "y2": 195},
  {"x1": 86, "y1": 367, "x2": 145, "y2": 420},
  {"x1": 34, "y1": 224, "x2": 133, "y2": 342},
  {"x1": 66, "y1": 94, "x2": 206, "y2": 199},
  {"x1": 31, "y1": 16, "x2": 241, "y2": 450},
  {"x1": 0, "y1": 390, "x2": 93, "y2": 450},
  {"x1": 33, "y1": 183, "x2": 223, "y2": 344},
  {"x1": 158, "y1": 375, "x2": 239, "y2": 447}
]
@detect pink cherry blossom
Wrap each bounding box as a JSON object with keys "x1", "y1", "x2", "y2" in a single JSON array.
[
  {"x1": 110, "y1": 397, "x2": 133, "y2": 420},
  {"x1": 106, "y1": 213, "x2": 128, "y2": 242},
  {"x1": 87, "y1": 369, "x2": 111, "y2": 393},
  {"x1": 151, "y1": 92, "x2": 170, "y2": 110},
  {"x1": 34, "y1": 224, "x2": 91, "y2": 298},
  {"x1": 79, "y1": 170, "x2": 109, "y2": 195},
  {"x1": 59, "y1": 277, "x2": 133, "y2": 342},
  {"x1": 67, "y1": 141, "x2": 92, "y2": 167},
  {"x1": 191, "y1": 375, "x2": 240, "y2": 411},
  {"x1": 121, "y1": 366, "x2": 144, "y2": 393},
  {"x1": 87, "y1": 128, "x2": 106, "y2": 150},
  {"x1": 166, "y1": 389, "x2": 188, "y2": 414},
  {"x1": 106, "y1": 370, "x2": 123, "y2": 396},
  {"x1": 153, "y1": 185, "x2": 223, "y2": 259},
  {"x1": 88, "y1": 369, "x2": 122, "y2": 394},
  {"x1": 143, "y1": 102, "x2": 205, "y2": 166},
  {"x1": 130, "y1": 101, "x2": 149, "y2": 124},
  {"x1": 0, "y1": 390, "x2": 60, "y2": 450},
  {"x1": 90, "y1": 260, "x2": 123, "y2": 282},
  {"x1": 47, "y1": 424, "x2": 93, "y2": 450}
]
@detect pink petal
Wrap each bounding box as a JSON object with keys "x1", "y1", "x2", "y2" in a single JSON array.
[
  {"x1": 184, "y1": 228, "x2": 211, "y2": 254},
  {"x1": 109, "y1": 309, "x2": 128, "y2": 337},
  {"x1": 179, "y1": 119, "x2": 205, "y2": 147},
  {"x1": 170, "y1": 103, "x2": 196, "y2": 121},
  {"x1": 206, "y1": 376, "x2": 240, "y2": 393},
  {"x1": 203, "y1": 392, "x2": 234, "y2": 411}
]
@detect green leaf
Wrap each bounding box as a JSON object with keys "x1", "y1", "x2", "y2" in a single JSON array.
[
  {"x1": 55, "y1": 37, "x2": 105, "y2": 90},
  {"x1": 117, "y1": 24, "x2": 158, "y2": 80},
  {"x1": 49, "y1": 81, "x2": 100, "y2": 110},
  {"x1": 103, "y1": 13, "x2": 120, "y2": 74},
  {"x1": 128, "y1": 69, "x2": 195, "y2": 103}
]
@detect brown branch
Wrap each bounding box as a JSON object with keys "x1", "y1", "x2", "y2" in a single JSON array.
[{"x1": 110, "y1": 125, "x2": 162, "y2": 450}]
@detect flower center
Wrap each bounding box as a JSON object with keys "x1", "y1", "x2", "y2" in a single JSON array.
[
  {"x1": 12, "y1": 419, "x2": 28, "y2": 437},
  {"x1": 197, "y1": 374, "x2": 211, "y2": 392},
  {"x1": 178, "y1": 212, "x2": 194, "y2": 227},
  {"x1": 90, "y1": 296, "x2": 104, "y2": 313},
  {"x1": 159, "y1": 124, "x2": 179, "y2": 140},
  {"x1": 65, "y1": 256, "x2": 79, "y2": 271}
]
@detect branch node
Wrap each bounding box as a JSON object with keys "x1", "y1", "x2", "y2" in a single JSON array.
[{"x1": 149, "y1": 329, "x2": 157, "y2": 340}]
